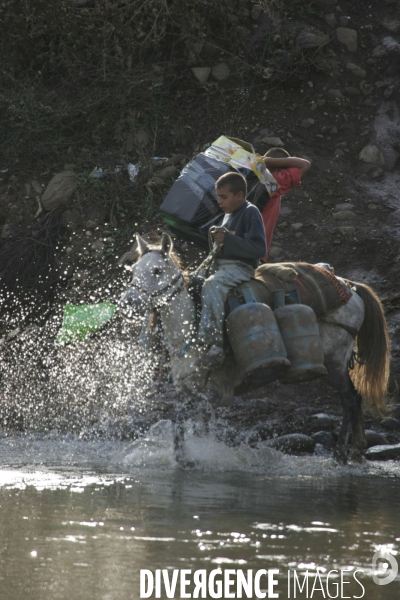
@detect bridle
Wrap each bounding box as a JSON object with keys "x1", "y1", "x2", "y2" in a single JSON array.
[
  {"x1": 130, "y1": 251, "x2": 185, "y2": 305},
  {"x1": 129, "y1": 250, "x2": 195, "y2": 357}
]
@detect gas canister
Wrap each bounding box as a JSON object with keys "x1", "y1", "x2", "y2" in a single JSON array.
[
  {"x1": 274, "y1": 304, "x2": 327, "y2": 383},
  {"x1": 226, "y1": 303, "x2": 290, "y2": 385}
]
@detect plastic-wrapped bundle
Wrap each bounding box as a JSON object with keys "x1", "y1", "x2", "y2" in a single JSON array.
[
  {"x1": 160, "y1": 136, "x2": 278, "y2": 246},
  {"x1": 160, "y1": 152, "x2": 231, "y2": 227}
]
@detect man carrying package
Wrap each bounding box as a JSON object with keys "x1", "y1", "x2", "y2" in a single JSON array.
[
  {"x1": 196, "y1": 172, "x2": 266, "y2": 370},
  {"x1": 261, "y1": 148, "x2": 311, "y2": 258}
]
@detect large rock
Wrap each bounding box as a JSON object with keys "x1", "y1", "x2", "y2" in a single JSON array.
[
  {"x1": 211, "y1": 62, "x2": 230, "y2": 81},
  {"x1": 192, "y1": 67, "x2": 211, "y2": 84},
  {"x1": 324, "y1": 14, "x2": 337, "y2": 27},
  {"x1": 366, "y1": 443, "x2": 400, "y2": 460},
  {"x1": 134, "y1": 129, "x2": 150, "y2": 147},
  {"x1": 291, "y1": 222, "x2": 303, "y2": 231},
  {"x1": 41, "y1": 171, "x2": 78, "y2": 211},
  {"x1": 382, "y1": 18, "x2": 400, "y2": 33},
  {"x1": 248, "y1": 420, "x2": 280, "y2": 444},
  {"x1": 345, "y1": 86, "x2": 361, "y2": 96},
  {"x1": 334, "y1": 203, "x2": 355, "y2": 211},
  {"x1": 334, "y1": 149, "x2": 345, "y2": 158},
  {"x1": 364, "y1": 430, "x2": 388, "y2": 448},
  {"x1": 333, "y1": 211, "x2": 356, "y2": 220},
  {"x1": 91, "y1": 240, "x2": 105, "y2": 252},
  {"x1": 312, "y1": 431, "x2": 334, "y2": 449},
  {"x1": 310, "y1": 413, "x2": 332, "y2": 430},
  {"x1": 261, "y1": 136, "x2": 284, "y2": 147},
  {"x1": 336, "y1": 27, "x2": 358, "y2": 51},
  {"x1": 296, "y1": 29, "x2": 329, "y2": 49},
  {"x1": 372, "y1": 45, "x2": 386, "y2": 58},
  {"x1": 346, "y1": 63, "x2": 366, "y2": 78},
  {"x1": 31, "y1": 180, "x2": 43, "y2": 195},
  {"x1": 269, "y1": 246, "x2": 283, "y2": 258},
  {"x1": 338, "y1": 226, "x2": 355, "y2": 235},
  {"x1": 380, "y1": 417, "x2": 400, "y2": 430},
  {"x1": 251, "y1": 4, "x2": 264, "y2": 21},
  {"x1": 263, "y1": 433, "x2": 316, "y2": 455},
  {"x1": 164, "y1": 153, "x2": 186, "y2": 166},
  {"x1": 327, "y1": 88, "x2": 344, "y2": 99},
  {"x1": 156, "y1": 165, "x2": 177, "y2": 180},
  {"x1": 358, "y1": 144, "x2": 385, "y2": 166},
  {"x1": 1, "y1": 224, "x2": 11, "y2": 238}
]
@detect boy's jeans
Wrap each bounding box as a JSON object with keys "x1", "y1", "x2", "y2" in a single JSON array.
[{"x1": 197, "y1": 259, "x2": 254, "y2": 348}]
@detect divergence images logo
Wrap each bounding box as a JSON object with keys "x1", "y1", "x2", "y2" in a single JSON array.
[{"x1": 372, "y1": 549, "x2": 398, "y2": 586}]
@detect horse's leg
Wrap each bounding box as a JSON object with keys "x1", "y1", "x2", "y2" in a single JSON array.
[
  {"x1": 334, "y1": 372, "x2": 366, "y2": 463},
  {"x1": 173, "y1": 397, "x2": 199, "y2": 467},
  {"x1": 172, "y1": 395, "x2": 213, "y2": 467},
  {"x1": 173, "y1": 404, "x2": 186, "y2": 465},
  {"x1": 319, "y1": 296, "x2": 366, "y2": 463},
  {"x1": 205, "y1": 355, "x2": 243, "y2": 407},
  {"x1": 335, "y1": 401, "x2": 351, "y2": 465},
  {"x1": 348, "y1": 378, "x2": 367, "y2": 462}
]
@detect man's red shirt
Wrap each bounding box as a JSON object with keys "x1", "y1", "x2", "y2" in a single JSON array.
[{"x1": 261, "y1": 167, "x2": 301, "y2": 259}]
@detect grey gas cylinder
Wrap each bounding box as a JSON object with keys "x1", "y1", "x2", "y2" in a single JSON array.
[
  {"x1": 226, "y1": 303, "x2": 290, "y2": 385},
  {"x1": 273, "y1": 304, "x2": 327, "y2": 383}
]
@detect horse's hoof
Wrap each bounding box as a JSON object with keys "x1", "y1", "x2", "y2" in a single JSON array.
[
  {"x1": 233, "y1": 396, "x2": 246, "y2": 406},
  {"x1": 195, "y1": 345, "x2": 224, "y2": 370},
  {"x1": 349, "y1": 449, "x2": 366, "y2": 464},
  {"x1": 333, "y1": 446, "x2": 348, "y2": 465},
  {"x1": 178, "y1": 460, "x2": 196, "y2": 469}
]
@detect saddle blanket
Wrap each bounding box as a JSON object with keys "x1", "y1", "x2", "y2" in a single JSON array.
[{"x1": 232, "y1": 262, "x2": 352, "y2": 317}]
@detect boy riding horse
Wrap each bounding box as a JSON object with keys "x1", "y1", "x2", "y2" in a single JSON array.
[{"x1": 196, "y1": 172, "x2": 266, "y2": 370}]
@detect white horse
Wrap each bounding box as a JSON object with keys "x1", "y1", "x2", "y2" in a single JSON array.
[{"x1": 119, "y1": 233, "x2": 391, "y2": 462}]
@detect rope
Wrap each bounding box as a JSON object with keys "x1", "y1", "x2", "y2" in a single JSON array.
[
  {"x1": 192, "y1": 226, "x2": 227, "y2": 278},
  {"x1": 348, "y1": 350, "x2": 365, "y2": 370},
  {"x1": 130, "y1": 270, "x2": 183, "y2": 299},
  {"x1": 319, "y1": 316, "x2": 358, "y2": 339}
]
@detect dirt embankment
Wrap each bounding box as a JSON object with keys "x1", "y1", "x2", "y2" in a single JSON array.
[{"x1": 0, "y1": 0, "x2": 400, "y2": 444}]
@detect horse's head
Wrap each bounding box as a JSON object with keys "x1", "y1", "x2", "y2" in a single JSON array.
[{"x1": 119, "y1": 233, "x2": 184, "y2": 319}]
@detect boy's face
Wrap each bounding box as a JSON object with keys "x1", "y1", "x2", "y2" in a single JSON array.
[{"x1": 216, "y1": 186, "x2": 245, "y2": 213}]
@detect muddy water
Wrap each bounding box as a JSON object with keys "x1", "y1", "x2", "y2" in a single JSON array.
[{"x1": 0, "y1": 431, "x2": 399, "y2": 600}]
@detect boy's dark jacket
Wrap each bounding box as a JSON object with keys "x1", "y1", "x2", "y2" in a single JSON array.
[{"x1": 218, "y1": 200, "x2": 266, "y2": 269}]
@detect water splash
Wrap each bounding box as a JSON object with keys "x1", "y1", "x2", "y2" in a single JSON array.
[{"x1": 0, "y1": 297, "x2": 160, "y2": 434}]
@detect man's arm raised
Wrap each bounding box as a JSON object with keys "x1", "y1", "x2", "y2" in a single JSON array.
[{"x1": 263, "y1": 156, "x2": 311, "y2": 177}]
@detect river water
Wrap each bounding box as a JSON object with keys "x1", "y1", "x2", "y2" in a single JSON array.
[
  {"x1": 0, "y1": 314, "x2": 399, "y2": 599},
  {"x1": 0, "y1": 426, "x2": 399, "y2": 600}
]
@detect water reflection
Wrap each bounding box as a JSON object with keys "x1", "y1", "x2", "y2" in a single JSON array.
[{"x1": 0, "y1": 437, "x2": 398, "y2": 599}]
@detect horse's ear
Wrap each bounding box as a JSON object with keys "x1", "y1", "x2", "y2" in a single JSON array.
[
  {"x1": 136, "y1": 234, "x2": 150, "y2": 256},
  {"x1": 160, "y1": 232, "x2": 173, "y2": 257},
  {"x1": 118, "y1": 234, "x2": 149, "y2": 266}
]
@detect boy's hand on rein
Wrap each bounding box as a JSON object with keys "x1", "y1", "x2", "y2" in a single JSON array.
[{"x1": 212, "y1": 231, "x2": 225, "y2": 244}]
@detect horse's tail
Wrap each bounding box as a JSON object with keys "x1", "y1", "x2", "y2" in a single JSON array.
[{"x1": 351, "y1": 282, "x2": 391, "y2": 417}]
